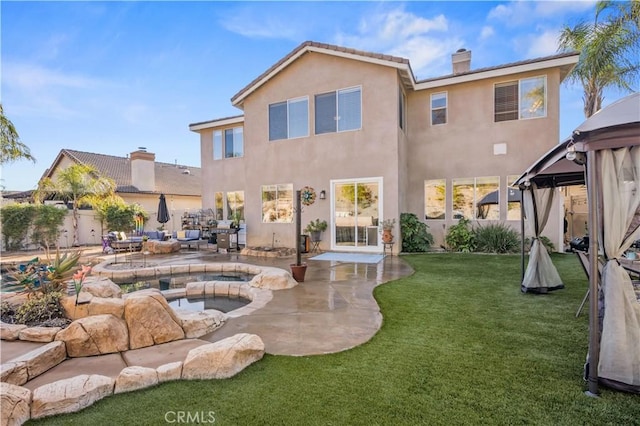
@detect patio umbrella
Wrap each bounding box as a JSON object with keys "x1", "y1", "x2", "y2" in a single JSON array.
[{"x1": 157, "y1": 194, "x2": 170, "y2": 227}]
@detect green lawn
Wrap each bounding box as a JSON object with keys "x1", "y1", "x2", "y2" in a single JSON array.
[{"x1": 30, "y1": 254, "x2": 639, "y2": 425}]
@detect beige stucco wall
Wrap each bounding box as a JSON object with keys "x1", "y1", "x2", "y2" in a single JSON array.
[
  {"x1": 406, "y1": 68, "x2": 564, "y2": 247},
  {"x1": 196, "y1": 53, "x2": 567, "y2": 252},
  {"x1": 200, "y1": 53, "x2": 403, "y2": 249}
]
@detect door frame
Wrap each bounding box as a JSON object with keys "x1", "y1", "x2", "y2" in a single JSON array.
[{"x1": 330, "y1": 177, "x2": 383, "y2": 252}]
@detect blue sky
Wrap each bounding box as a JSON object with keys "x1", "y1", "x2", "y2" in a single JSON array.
[{"x1": 0, "y1": 0, "x2": 626, "y2": 190}]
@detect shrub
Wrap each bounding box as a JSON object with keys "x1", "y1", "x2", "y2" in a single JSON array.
[
  {"x1": 474, "y1": 223, "x2": 521, "y2": 254},
  {"x1": 14, "y1": 292, "x2": 67, "y2": 326},
  {"x1": 524, "y1": 236, "x2": 556, "y2": 253},
  {"x1": 0, "y1": 301, "x2": 17, "y2": 324},
  {"x1": 0, "y1": 204, "x2": 37, "y2": 250},
  {"x1": 445, "y1": 218, "x2": 476, "y2": 252},
  {"x1": 400, "y1": 212, "x2": 433, "y2": 252}
]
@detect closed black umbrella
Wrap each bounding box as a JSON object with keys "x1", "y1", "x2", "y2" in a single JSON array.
[{"x1": 157, "y1": 194, "x2": 170, "y2": 227}]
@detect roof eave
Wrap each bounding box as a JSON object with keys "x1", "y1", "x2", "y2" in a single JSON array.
[
  {"x1": 415, "y1": 54, "x2": 579, "y2": 90},
  {"x1": 231, "y1": 44, "x2": 414, "y2": 108},
  {"x1": 189, "y1": 115, "x2": 245, "y2": 132}
]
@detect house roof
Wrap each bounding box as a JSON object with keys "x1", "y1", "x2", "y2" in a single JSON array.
[
  {"x1": 190, "y1": 40, "x2": 579, "y2": 130},
  {"x1": 229, "y1": 40, "x2": 578, "y2": 109},
  {"x1": 230, "y1": 41, "x2": 415, "y2": 109},
  {"x1": 43, "y1": 149, "x2": 201, "y2": 196}
]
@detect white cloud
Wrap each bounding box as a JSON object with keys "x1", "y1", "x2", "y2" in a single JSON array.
[
  {"x1": 480, "y1": 26, "x2": 495, "y2": 40},
  {"x1": 526, "y1": 29, "x2": 562, "y2": 57},
  {"x1": 334, "y1": 6, "x2": 462, "y2": 78},
  {"x1": 3, "y1": 62, "x2": 101, "y2": 92}
]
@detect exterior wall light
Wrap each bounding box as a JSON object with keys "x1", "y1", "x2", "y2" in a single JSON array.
[{"x1": 319, "y1": 190, "x2": 326, "y2": 200}]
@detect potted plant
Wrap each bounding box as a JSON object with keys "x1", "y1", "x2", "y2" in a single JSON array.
[
  {"x1": 381, "y1": 218, "x2": 396, "y2": 243},
  {"x1": 305, "y1": 218, "x2": 328, "y2": 242}
]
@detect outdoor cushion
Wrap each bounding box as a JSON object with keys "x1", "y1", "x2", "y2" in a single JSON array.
[
  {"x1": 176, "y1": 230, "x2": 186, "y2": 239},
  {"x1": 185, "y1": 230, "x2": 200, "y2": 240},
  {"x1": 143, "y1": 230, "x2": 165, "y2": 240}
]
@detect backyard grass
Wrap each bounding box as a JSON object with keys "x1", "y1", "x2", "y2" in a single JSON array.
[{"x1": 30, "y1": 253, "x2": 639, "y2": 425}]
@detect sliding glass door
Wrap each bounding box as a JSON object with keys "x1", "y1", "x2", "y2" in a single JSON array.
[{"x1": 332, "y1": 178, "x2": 381, "y2": 251}]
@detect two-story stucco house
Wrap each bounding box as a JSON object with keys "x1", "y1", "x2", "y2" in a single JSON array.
[{"x1": 189, "y1": 41, "x2": 579, "y2": 253}]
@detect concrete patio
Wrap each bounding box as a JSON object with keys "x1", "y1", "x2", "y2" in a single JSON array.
[{"x1": 1, "y1": 245, "x2": 413, "y2": 389}]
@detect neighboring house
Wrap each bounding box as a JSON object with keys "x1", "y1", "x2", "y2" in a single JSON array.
[
  {"x1": 189, "y1": 41, "x2": 579, "y2": 252},
  {"x1": 36, "y1": 148, "x2": 202, "y2": 245}
]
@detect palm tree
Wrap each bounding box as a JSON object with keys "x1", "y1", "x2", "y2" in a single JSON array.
[
  {"x1": 558, "y1": 0, "x2": 639, "y2": 117},
  {"x1": 0, "y1": 104, "x2": 35, "y2": 164},
  {"x1": 34, "y1": 164, "x2": 118, "y2": 246}
]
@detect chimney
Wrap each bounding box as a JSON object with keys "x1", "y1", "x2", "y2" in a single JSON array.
[
  {"x1": 130, "y1": 147, "x2": 155, "y2": 192},
  {"x1": 452, "y1": 48, "x2": 471, "y2": 74}
]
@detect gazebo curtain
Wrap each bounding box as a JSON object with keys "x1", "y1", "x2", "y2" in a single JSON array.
[
  {"x1": 597, "y1": 147, "x2": 640, "y2": 391},
  {"x1": 521, "y1": 184, "x2": 564, "y2": 293}
]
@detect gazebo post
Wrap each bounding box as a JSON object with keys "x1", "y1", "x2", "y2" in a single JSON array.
[
  {"x1": 520, "y1": 188, "x2": 525, "y2": 284},
  {"x1": 586, "y1": 150, "x2": 600, "y2": 397}
]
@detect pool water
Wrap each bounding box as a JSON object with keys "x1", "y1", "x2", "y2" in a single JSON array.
[{"x1": 168, "y1": 295, "x2": 250, "y2": 313}]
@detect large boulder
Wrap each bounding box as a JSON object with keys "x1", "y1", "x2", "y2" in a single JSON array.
[
  {"x1": 114, "y1": 366, "x2": 158, "y2": 394},
  {"x1": 156, "y1": 362, "x2": 182, "y2": 383},
  {"x1": 250, "y1": 267, "x2": 298, "y2": 290},
  {"x1": 61, "y1": 296, "x2": 125, "y2": 321},
  {"x1": 1, "y1": 362, "x2": 28, "y2": 386},
  {"x1": 182, "y1": 333, "x2": 264, "y2": 380},
  {"x1": 80, "y1": 277, "x2": 122, "y2": 298},
  {"x1": 174, "y1": 309, "x2": 226, "y2": 339},
  {"x1": 124, "y1": 293, "x2": 184, "y2": 349},
  {"x1": 0, "y1": 323, "x2": 27, "y2": 341},
  {"x1": 18, "y1": 327, "x2": 61, "y2": 343},
  {"x1": 146, "y1": 240, "x2": 181, "y2": 254},
  {"x1": 9, "y1": 341, "x2": 66, "y2": 382},
  {"x1": 0, "y1": 382, "x2": 31, "y2": 426},
  {"x1": 30, "y1": 374, "x2": 114, "y2": 419},
  {"x1": 55, "y1": 315, "x2": 128, "y2": 357}
]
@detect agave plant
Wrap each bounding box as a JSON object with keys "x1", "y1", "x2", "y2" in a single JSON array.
[{"x1": 10, "y1": 249, "x2": 83, "y2": 295}]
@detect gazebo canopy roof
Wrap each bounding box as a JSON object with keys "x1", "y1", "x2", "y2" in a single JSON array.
[{"x1": 514, "y1": 92, "x2": 639, "y2": 189}]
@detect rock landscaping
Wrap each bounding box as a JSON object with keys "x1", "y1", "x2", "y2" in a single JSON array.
[{"x1": 1, "y1": 261, "x2": 295, "y2": 425}]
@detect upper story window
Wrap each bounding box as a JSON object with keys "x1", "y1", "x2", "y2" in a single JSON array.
[
  {"x1": 315, "y1": 86, "x2": 361, "y2": 134},
  {"x1": 225, "y1": 128, "x2": 243, "y2": 158},
  {"x1": 399, "y1": 88, "x2": 407, "y2": 131},
  {"x1": 214, "y1": 127, "x2": 244, "y2": 159},
  {"x1": 431, "y1": 92, "x2": 447, "y2": 125},
  {"x1": 494, "y1": 76, "x2": 546, "y2": 122},
  {"x1": 269, "y1": 97, "x2": 309, "y2": 141}
]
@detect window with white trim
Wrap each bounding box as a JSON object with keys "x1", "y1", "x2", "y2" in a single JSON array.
[
  {"x1": 261, "y1": 184, "x2": 293, "y2": 223},
  {"x1": 425, "y1": 179, "x2": 446, "y2": 219},
  {"x1": 225, "y1": 128, "x2": 243, "y2": 158},
  {"x1": 226, "y1": 191, "x2": 244, "y2": 220},
  {"x1": 506, "y1": 175, "x2": 522, "y2": 220},
  {"x1": 269, "y1": 97, "x2": 309, "y2": 141},
  {"x1": 494, "y1": 76, "x2": 546, "y2": 122},
  {"x1": 214, "y1": 192, "x2": 223, "y2": 220},
  {"x1": 315, "y1": 87, "x2": 361, "y2": 134},
  {"x1": 399, "y1": 88, "x2": 407, "y2": 131},
  {"x1": 213, "y1": 131, "x2": 223, "y2": 160},
  {"x1": 452, "y1": 176, "x2": 499, "y2": 220},
  {"x1": 431, "y1": 92, "x2": 447, "y2": 125}
]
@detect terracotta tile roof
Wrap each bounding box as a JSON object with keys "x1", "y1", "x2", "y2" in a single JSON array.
[{"x1": 55, "y1": 149, "x2": 201, "y2": 196}]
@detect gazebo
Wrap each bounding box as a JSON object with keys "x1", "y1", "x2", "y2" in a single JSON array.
[{"x1": 514, "y1": 92, "x2": 640, "y2": 395}]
